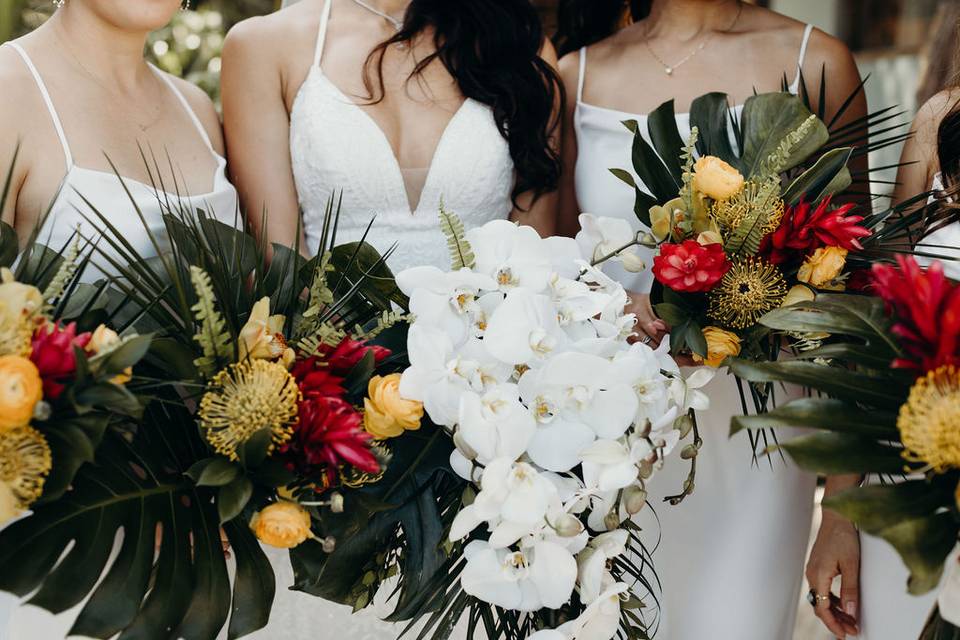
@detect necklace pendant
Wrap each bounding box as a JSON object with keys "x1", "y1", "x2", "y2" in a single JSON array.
[{"x1": 665, "y1": 67, "x2": 673, "y2": 76}]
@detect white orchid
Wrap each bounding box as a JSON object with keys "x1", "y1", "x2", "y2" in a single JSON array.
[
  {"x1": 466, "y1": 220, "x2": 556, "y2": 292},
  {"x1": 395, "y1": 266, "x2": 497, "y2": 346},
  {"x1": 528, "y1": 575, "x2": 629, "y2": 640},
  {"x1": 460, "y1": 539, "x2": 578, "y2": 612},
  {"x1": 670, "y1": 366, "x2": 715, "y2": 413},
  {"x1": 576, "y1": 214, "x2": 645, "y2": 273},
  {"x1": 456, "y1": 384, "x2": 536, "y2": 465},
  {"x1": 576, "y1": 531, "x2": 629, "y2": 604},
  {"x1": 483, "y1": 288, "x2": 568, "y2": 366}
]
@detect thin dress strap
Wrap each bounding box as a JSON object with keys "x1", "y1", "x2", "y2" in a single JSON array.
[
  {"x1": 6, "y1": 42, "x2": 73, "y2": 171},
  {"x1": 149, "y1": 64, "x2": 217, "y2": 155},
  {"x1": 313, "y1": 0, "x2": 334, "y2": 68},
  {"x1": 788, "y1": 24, "x2": 814, "y2": 95},
  {"x1": 577, "y1": 46, "x2": 587, "y2": 103}
]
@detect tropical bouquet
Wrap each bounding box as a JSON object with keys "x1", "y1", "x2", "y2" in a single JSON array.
[
  {"x1": 728, "y1": 255, "x2": 960, "y2": 638},
  {"x1": 0, "y1": 179, "x2": 708, "y2": 640},
  {"x1": 0, "y1": 234, "x2": 149, "y2": 530},
  {"x1": 610, "y1": 88, "x2": 935, "y2": 423}
]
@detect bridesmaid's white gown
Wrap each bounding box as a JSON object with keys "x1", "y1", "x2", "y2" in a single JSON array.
[
  {"x1": 251, "y1": 0, "x2": 515, "y2": 638},
  {"x1": 571, "y1": 26, "x2": 818, "y2": 639}
]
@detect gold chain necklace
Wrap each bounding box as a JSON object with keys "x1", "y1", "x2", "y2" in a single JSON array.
[{"x1": 644, "y1": 2, "x2": 743, "y2": 77}]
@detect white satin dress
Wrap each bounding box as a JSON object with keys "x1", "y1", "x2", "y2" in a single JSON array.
[
  {"x1": 249, "y1": 0, "x2": 516, "y2": 638},
  {"x1": 572, "y1": 26, "x2": 818, "y2": 639},
  {"x1": 0, "y1": 41, "x2": 240, "y2": 639}
]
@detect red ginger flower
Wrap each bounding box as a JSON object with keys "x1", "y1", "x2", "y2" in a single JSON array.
[
  {"x1": 871, "y1": 256, "x2": 960, "y2": 371},
  {"x1": 761, "y1": 197, "x2": 871, "y2": 265},
  {"x1": 315, "y1": 338, "x2": 391, "y2": 376},
  {"x1": 290, "y1": 357, "x2": 348, "y2": 399},
  {"x1": 282, "y1": 395, "x2": 380, "y2": 486},
  {"x1": 652, "y1": 240, "x2": 731, "y2": 293},
  {"x1": 30, "y1": 322, "x2": 92, "y2": 399}
]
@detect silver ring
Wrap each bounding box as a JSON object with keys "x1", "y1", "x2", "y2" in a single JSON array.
[
  {"x1": 806, "y1": 589, "x2": 830, "y2": 607},
  {"x1": 641, "y1": 335, "x2": 653, "y2": 345}
]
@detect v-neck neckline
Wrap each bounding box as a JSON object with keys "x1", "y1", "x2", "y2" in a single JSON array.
[{"x1": 310, "y1": 68, "x2": 470, "y2": 216}]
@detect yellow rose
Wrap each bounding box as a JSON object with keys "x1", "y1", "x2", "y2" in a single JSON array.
[
  {"x1": 798, "y1": 247, "x2": 848, "y2": 288},
  {"x1": 0, "y1": 356, "x2": 43, "y2": 432},
  {"x1": 240, "y1": 297, "x2": 294, "y2": 364},
  {"x1": 88, "y1": 325, "x2": 133, "y2": 384},
  {"x1": 693, "y1": 326, "x2": 741, "y2": 368},
  {"x1": 364, "y1": 373, "x2": 423, "y2": 439},
  {"x1": 0, "y1": 271, "x2": 42, "y2": 357},
  {"x1": 250, "y1": 502, "x2": 313, "y2": 549},
  {"x1": 781, "y1": 284, "x2": 816, "y2": 307},
  {"x1": 692, "y1": 156, "x2": 745, "y2": 201}
]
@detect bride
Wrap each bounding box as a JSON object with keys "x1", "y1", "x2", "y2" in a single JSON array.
[
  {"x1": 0, "y1": 0, "x2": 237, "y2": 636},
  {"x1": 220, "y1": 0, "x2": 561, "y2": 636},
  {"x1": 555, "y1": 0, "x2": 867, "y2": 637}
]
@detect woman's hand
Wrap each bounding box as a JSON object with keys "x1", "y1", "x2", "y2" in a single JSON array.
[
  {"x1": 806, "y1": 510, "x2": 860, "y2": 638},
  {"x1": 625, "y1": 291, "x2": 667, "y2": 346}
]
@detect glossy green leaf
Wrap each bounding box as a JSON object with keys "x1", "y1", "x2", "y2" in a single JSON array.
[
  {"x1": 0, "y1": 219, "x2": 16, "y2": 268},
  {"x1": 779, "y1": 432, "x2": 905, "y2": 474},
  {"x1": 782, "y1": 147, "x2": 854, "y2": 205},
  {"x1": 223, "y1": 519, "x2": 275, "y2": 639},
  {"x1": 95, "y1": 334, "x2": 152, "y2": 378},
  {"x1": 218, "y1": 476, "x2": 254, "y2": 524},
  {"x1": 740, "y1": 93, "x2": 828, "y2": 177},
  {"x1": 823, "y1": 480, "x2": 955, "y2": 534},
  {"x1": 877, "y1": 513, "x2": 958, "y2": 595},
  {"x1": 330, "y1": 241, "x2": 409, "y2": 310},
  {"x1": 646, "y1": 100, "x2": 686, "y2": 184},
  {"x1": 625, "y1": 119, "x2": 680, "y2": 203},
  {"x1": 730, "y1": 397, "x2": 899, "y2": 437},
  {"x1": 187, "y1": 458, "x2": 241, "y2": 487},
  {"x1": 690, "y1": 92, "x2": 739, "y2": 166}
]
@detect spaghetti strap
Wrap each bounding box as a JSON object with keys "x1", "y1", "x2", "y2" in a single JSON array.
[
  {"x1": 788, "y1": 24, "x2": 814, "y2": 95},
  {"x1": 5, "y1": 42, "x2": 73, "y2": 171},
  {"x1": 313, "y1": 0, "x2": 334, "y2": 68},
  {"x1": 577, "y1": 46, "x2": 587, "y2": 103},
  {"x1": 149, "y1": 65, "x2": 217, "y2": 155}
]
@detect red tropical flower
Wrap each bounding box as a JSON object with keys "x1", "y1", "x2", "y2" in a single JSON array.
[
  {"x1": 761, "y1": 198, "x2": 871, "y2": 265},
  {"x1": 315, "y1": 338, "x2": 391, "y2": 376},
  {"x1": 290, "y1": 357, "x2": 347, "y2": 399},
  {"x1": 652, "y1": 240, "x2": 731, "y2": 293},
  {"x1": 30, "y1": 321, "x2": 92, "y2": 399},
  {"x1": 282, "y1": 395, "x2": 380, "y2": 486},
  {"x1": 871, "y1": 256, "x2": 960, "y2": 371}
]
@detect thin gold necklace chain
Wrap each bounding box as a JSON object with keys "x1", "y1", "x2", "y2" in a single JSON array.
[
  {"x1": 350, "y1": 0, "x2": 404, "y2": 31},
  {"x1": 644, "y1": 2, "x2": 744, "y2": 76}
]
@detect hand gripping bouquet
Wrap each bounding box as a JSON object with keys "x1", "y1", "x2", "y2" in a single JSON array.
[{"x1": 729, "y1": 256, "x2": 960, "y2": 638}]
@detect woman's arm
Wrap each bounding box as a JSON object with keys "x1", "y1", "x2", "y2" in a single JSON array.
[
  {"x1": 221, "y1": 17, "x2": 305, "y2": 252},
  {"x1": 556, "y1": 49, "x2": 581, "y2": 239},
  {"x1": 509, "y1": 39, "x2": 561, "y2": 237}
]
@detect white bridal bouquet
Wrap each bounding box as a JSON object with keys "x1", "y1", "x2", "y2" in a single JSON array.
[{"x1": 397, "y1": 213, "x2": 712, "y2": 638}]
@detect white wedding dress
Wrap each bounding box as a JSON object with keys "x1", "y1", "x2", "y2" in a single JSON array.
[
  {"x1": 572, "y1": 26, "x2": 817, "y2": 639},
  {"x1": 248, "y1": 1, "x2": 516, "y2": 638}
]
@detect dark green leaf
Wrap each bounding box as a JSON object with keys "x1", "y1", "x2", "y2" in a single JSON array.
[
  {"x1": 628, "y1": 121, "x2": 680, "y2": 202},
  {"x1": 609, "y1": 168, "x2": 637, "y2": 188},
  {"x1": 343, "y1": 349, "x2": 377, "y2": 399},
  {"x1": 823, "y1": 480, "x2": 955, "y2": 535},
  {"x1": 730, "y1": 398, "x2": 899, "y2": 437},
  {"x1": 740, "y1": 93, "x2": 828, "y2": 177},
  {"x1": 187, "y1": 458, "x2": 241, "y2": 487},
  {"x1": 96, "y1": 334, "x2": 152, "y2": 377},
  {"x1": 690, "y1": 92, "x2": 739, "y2": 166},
  {"x1": 646, "y1": 100, "x2": 686, "y2": 184},
  {"x1": 330, "y1": 241, "x2": 408, "y2": 310},
  {"x1": 877, "y1": 513, "x2": 958, "y2": 595},
  {"x1": 782, "y1": 147, "x2": 854, "y2": 205},
  {"x1": 779, "y1": 432, "x2": 906, "y2": 474},
  {"x1": 238, "y1": 429, "x2": 273, "y2": 470},
  {"x1": 218, "y1": 476, "x2": 254, "y2": 524},
  {"x1": 0, "y1": 220, "x2": 19, "y2": 268},
  {"x1": 652, "y1": 303, "x2": 690, "y2": 327},
  {"x1": 223, "y1": 519, "x2": 276, "y2": 639}
]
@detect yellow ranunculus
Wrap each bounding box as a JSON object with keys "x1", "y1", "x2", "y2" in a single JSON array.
[
  {"x1": 0, "y1": 356, "x2": 43, "y2": 432},
  {"x1": 693, "y1": 156, "x2": 744, "y2": 201},
  {"x1": 250, "y1": 501, "x2": 314, "y2": 549},
  {"x1": 363, "y1": 373, "x2": 424, "y2": 439},
  {"x1": 239, "y1": 297, "x2": 294, "y2": 364},
  {"x1": 693, "y1": 326, "x2": 742, "y2": 368},
  {"x1": 88, "y1": 325, "x2": 133, "y2": 384},
  {"x1": 648, "y1": 197, "x2": 686, "y2": 241},
  {"x1": 798, "y1": 247, "x2": 848, "y2": 288},
  {"x1": 781, "y1": 284, "x2": 816, "y2": 307},
  {"x1": 0, "y1": 269, "x2": 42, "y2": 357}
]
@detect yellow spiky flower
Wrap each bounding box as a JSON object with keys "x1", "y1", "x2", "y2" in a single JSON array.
[
  {"x1": 199, "y1": 359, "x2": 300, "y2": 461},
  {"x1": 898, "y1": 366, "x2": 960, "y2": 472},
  {"x1": 708, "y1": 258, "x2": 788, "y2": 329},
  {"x1": 711, "y1": 181, "x2": 785, "y2": 236},
  {"x1": 0, "y1": 425, "x2": 52, "y2": 525}
]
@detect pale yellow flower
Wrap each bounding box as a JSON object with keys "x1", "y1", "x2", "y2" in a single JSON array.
[
  {"x1": 88, "y1": 325, "x2": 132, "y2": 384},
  {"x1": 692, "y1": 326, "x2": 741, "y2": 368},
  {"x1": 239, "y1": 297, "x2": 294, "y2": 364},
  {"x1": 648, "y1": 197, "x2": 686, "y2": 241},
  {"x1": 364, "y1": 373, "x2": 424, "y2": 439},
  {"x1": 781, "y1": 284, "x2": 816, "y2": 307},
  {"x1": 696, "y1": 230, "x2": 723, "y2": 246},
  {"x1": 0, "y1": 270, "x2": 42, "y2": 357},
  {"x1": 0, "y1": 356, "x2": 43, "y2": 432},
  {"x1": 250, "y1": 502, "x2": 313, "y2": 549},
  {"x1": 693, "y1": 156, "x2": 744, "y2": 201},
  {"x1": 798, "y1": 247, "x2": 848, "y2": 288}
]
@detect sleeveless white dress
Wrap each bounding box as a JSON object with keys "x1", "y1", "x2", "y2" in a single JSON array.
[
  {"x1": 0, "y1": 42, "x2": 239, "y2": 638},
  {"x1": 250, "y1": 1, "x2": 515, "y2": 638},
  {"x1": 573, "y1": 26, "x2": 818, "y2": 639}
]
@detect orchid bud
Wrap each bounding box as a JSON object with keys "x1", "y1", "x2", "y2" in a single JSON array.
[
  {"x1": 680, "y1": 444, "x2": 699, "y2": 460},
  {"x1": 553, "y1": 513, "x2": 584, "y2": 538},
  {"x1": 622, "y1": 485, "x2": 648, "y2": 515},
  {"x1": 321, "y1": 536, "x2": 337, "y2": 553},
  {"x1": 604, "y1": 511, "x2": 621, "y2": 531},
  {"x1": 33, "y1": 401, "x2": 52, "y2": 422},
  {"x1": 674, "y1": 414, "x2": 694, "y2": 438},
  {"x1": 329, "y1": 492, "x2": 345, "y2": 514},
  {"x1": 619, "y1": 251, "x2": 646, "y2": 273},
  {"x1": 638, "y1": 459, "x2": 654, "y2": 480}
]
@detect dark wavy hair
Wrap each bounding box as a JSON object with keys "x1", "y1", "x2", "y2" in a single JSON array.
[
  {"x1": 362, "y1": 0, "x2": 562, "y2": 209},
  {"x1": 554, "y1": 0, "x2": 652, "y2": 57},
  {"x1": 939, "y1": 100, "x2": 960, "y2": 197}
]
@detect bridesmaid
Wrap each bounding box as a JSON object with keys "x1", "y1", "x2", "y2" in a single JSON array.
[
  {"x1": 555, "y1": 1, "x2": 866, "y2": 638},
  {"x1": 0, "y1": 0, "x2": 237, "y2": 279}
]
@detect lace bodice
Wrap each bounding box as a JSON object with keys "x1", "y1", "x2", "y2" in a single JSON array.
[{"x1": 289, "y1": 0, "x2": 514, "y2": 273}]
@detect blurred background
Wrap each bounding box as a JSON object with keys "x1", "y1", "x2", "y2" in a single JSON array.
[{"x1": 2, "y1": 0, "x2": 958, "y2": 637}]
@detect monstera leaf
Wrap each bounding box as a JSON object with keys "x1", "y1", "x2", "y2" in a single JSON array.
[{"x1": 0, "y1": 397, "x2": 275, "y2": 640}]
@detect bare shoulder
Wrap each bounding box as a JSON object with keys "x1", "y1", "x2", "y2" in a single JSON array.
[
  {"x1": 224, "y1": 0, "x2": 320, "y2": 59},
  {"x1": 744, "y1": 7, "x2": 854, "y2": 69},
  {"x1": 164, "y1": 74, "x2": 225, "y2": 151},
  {"x1": 557, "y1": 48, "x2": 581, "y2": 94},
  {"x1": 0, "y1": 42, "x2": 50, "y2": 133},
  {"x1": 914, "y1": 89, "x2": 960, "y2": 144}
]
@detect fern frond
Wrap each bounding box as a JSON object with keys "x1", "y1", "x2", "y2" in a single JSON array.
[
  {"x1": 679, "y1": 126, "x2": 700, "y2": 212},
  {"x1": 759, "y1": 114, "x2": 819, "y2": 177},
  {"x1": 439, "y1": 202, "x2": 475, "y2": 270},
  {"x1": 42, "y1": 233, "x2": 81, "y2": 311},
  {"x1": 354, "y1": 310, "x2": 410, "y2": 341},
  {"x1": 722, "y1": 180, "x2": 782, "y2": 258},
  {"x1": 297, "y1": 322, "x2": 347, "y2": 358},
  {"x1": 189, "y1": 265, "x2": 232, "y2": 377}
]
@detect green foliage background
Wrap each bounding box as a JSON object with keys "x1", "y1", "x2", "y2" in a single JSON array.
[{"x1": 0, "y1": 0, "x2": 281, "y2": 105}]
